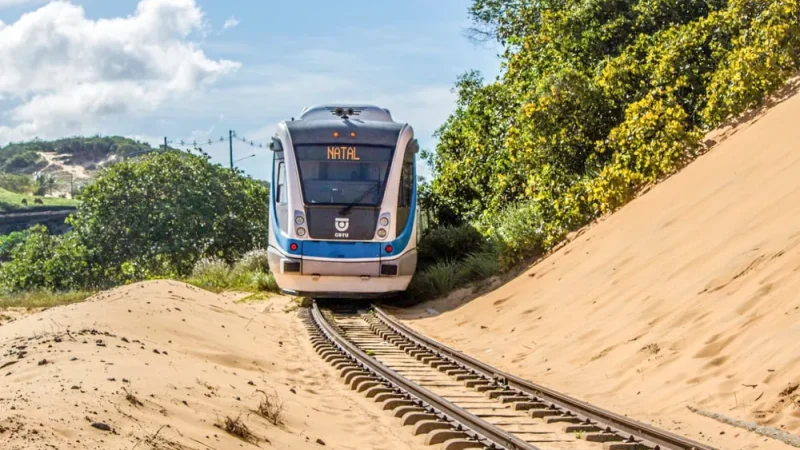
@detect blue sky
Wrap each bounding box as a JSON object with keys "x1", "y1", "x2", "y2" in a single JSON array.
[{"x1": 0, "y1": 0, "x2": 501, "y2": 181}]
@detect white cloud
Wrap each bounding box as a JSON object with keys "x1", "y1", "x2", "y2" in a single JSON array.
[
  {"x1": 0, "y1": 0, "x2": 240, "y2": 144},
  {"x1": 0, "y1": 0, "x2": 44, "y2": 7},
  {"x1": 222, "y1": 16, "x2": 239, "y2": 30}
]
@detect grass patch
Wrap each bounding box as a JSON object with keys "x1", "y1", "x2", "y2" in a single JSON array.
[
  {"x1": 216, "y1": 415, "x2": 257, "y2": 444},
  {"x1": 235, "y1": 292, "x2": 274, "y2": 304},
  {"x1": 252, "y1": 389, "x2": 285, "y2": 426},
  {"x1": 0, "y1": 187, "x2": 80, "y2": 212},
  {"x1": 408, "y1": 260, "x2": 464, "y2": 299},
  {"x1": 283, "y1": 297, "x2": 311, "y2": 313},
  {"x1": 185, "y1": 256, "x2": 279, "y2": 294},
  {"x1": 123, "y1": 387, "x2": 144, "y2": 407},
  {"x1": 0, "y1": 290, "x2": 93, "y2": 309},
  {"x1": 458, "y1": 252, "x2": 499, "y2": 282}
]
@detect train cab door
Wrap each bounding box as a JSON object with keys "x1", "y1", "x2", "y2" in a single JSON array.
[{"x1": 274, "y1": 154, "x2": 289, "y2": 234}]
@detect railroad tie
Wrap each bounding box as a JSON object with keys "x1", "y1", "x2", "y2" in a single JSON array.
[
  {"x1": 393, "y1": 405, "x2": 426, "y2": 418},
  {"x1": 364, "y1": 386, "x2": 393, "y2": 398},
  {"x1": 564, "y1": 424, "x2": 601, "y2": 433},
  {"x1": 529, "y1": 408, "x2": 562, "y2": 419},
  {"x1": 401, "y1": 412, "x2": 438, "y2": 426},
  {"x1": 373, "y1": 392, "x2": 405, "y2": 403},
  {"x1": 512, "y1": 401, "x2": 548, "y2": 411},
  {"x1": 412, "y1": 420, "x2": 452, "y2": 436},
  {"x1": 545, "y1": 415, "x2": 582, "y2": 424},
  {"x1": 424, "y1": 430, "x2": 470, "y2": 446},
  {"x1": 382, "y1": 398, "x2": 416, "y2": 411},
  {"x1": 441, "y1": 438, "x2": 485, "y2": 450},
  {"x1": 355, "y1": 380, "x2": 382, "y2": 393},
  {"x1": 602, "y1": 442, "x2": 643, "y2": 450},
  {"x1": 584, "y1": 432, "x2": 625, "y2": 443},
  {"x1": 465, "y1": 379, "x2": 491, "y2": 388},
  {"x1": 487, "y1": 390, "x2": 517, "y2": 399}
]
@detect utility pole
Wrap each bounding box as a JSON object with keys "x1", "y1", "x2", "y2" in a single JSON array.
[
  {"x1": 163, "y1": 136, "x2": 168, "y2": 151},
  {"x1": 229, "y1": 130, "x2": 234, "y2": 169}
]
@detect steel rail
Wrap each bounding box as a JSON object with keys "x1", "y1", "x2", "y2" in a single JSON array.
[
  {"x1": 310, "y1": 302, "x2": 540, "y2": 450},
  {"x1": 373, "y1": 306, "x2": 716, "y2": 450}
]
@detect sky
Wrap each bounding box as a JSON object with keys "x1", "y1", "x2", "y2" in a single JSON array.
[{"x1": 0, "y1": 0, "x2": 501, "y2": 181}]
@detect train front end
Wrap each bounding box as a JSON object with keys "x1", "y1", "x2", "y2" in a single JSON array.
[{"x1": 267, "y1": 105, "x2": 418, "y2": 298}]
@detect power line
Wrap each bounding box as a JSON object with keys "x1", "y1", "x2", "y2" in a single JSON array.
[{"x1": 163, "y1": 130, "x2": 270, "y2": 169}]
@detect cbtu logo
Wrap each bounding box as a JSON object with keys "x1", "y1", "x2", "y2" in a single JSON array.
[
  {"x1": 334, "y1": 217, "x2": 350, "y2": 238},
  {"x1": 334, "y1": 217, "x2": 350, "y2": 231}
]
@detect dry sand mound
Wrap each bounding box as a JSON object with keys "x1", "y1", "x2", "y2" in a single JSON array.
[
  {"x1": 396, "y1": 84, "x2": 800, "y2": 450},
  {"x1": 0, "y1": 281, "x2": 426, "y2": 450}
]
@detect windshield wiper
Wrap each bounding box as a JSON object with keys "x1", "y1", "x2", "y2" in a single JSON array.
[{"x1": 339, "y1": 182, "x2": 381, "y2": 215}]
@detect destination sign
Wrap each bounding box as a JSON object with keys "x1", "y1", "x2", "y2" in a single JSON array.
[
  {"x1": 295, "y1": 144, "x2": 393, "y2": 163},
  {"x1": 327, "y1": 146, "x2": 360, "y2": 161}
]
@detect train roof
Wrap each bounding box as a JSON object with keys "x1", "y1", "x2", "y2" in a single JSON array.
[{"x1": 298, "y1": 104, "x2": 394, "y2": 123}]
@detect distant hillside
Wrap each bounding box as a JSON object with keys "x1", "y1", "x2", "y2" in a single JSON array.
[{"x1": 0, "y1": 136, "x2": 157, "y2": 175}]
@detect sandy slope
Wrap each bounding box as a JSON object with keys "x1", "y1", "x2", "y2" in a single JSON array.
[
  {"x1": 0, "y1": 281, "x2": 427, "y2": 450},
  {"x1": 395, "y1": 85, "x2": 800, "y2": 450}
]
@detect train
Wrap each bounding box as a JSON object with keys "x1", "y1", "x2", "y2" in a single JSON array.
[{"x1": 267, "y1": 104, "x2": 419, "y2": 298}]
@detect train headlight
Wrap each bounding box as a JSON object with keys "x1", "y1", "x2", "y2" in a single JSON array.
[
  {"x1": 377, "y1": 228, "x2": 387, "y2": 238},
  {"x1": 379, "y1": 217, "x2": 389, "y2": 227},
  {"x1": 295, "y1": 215, "x2": 305, "y2": 225},
  {"x1": 296, "y1": 227, "x2": 307, "y2": 237}
]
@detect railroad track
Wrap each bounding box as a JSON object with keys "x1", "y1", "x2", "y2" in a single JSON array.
[{"x1": 306, "y1": 301, "x2": 716, "y2": 450}]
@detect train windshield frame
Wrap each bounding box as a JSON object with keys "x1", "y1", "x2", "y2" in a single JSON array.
[{"x1": 294, "y1": 143, "x2": 395, "y2": 206}]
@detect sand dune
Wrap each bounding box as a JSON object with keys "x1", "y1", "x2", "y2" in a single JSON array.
[
  {"x1": 396, "y1": 84, "x2": 800, "y2": 450},
  {"x1": 0, "y1": 281, "x2": 426, "y2": 450}
]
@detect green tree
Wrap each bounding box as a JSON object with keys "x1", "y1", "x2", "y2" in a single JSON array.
[
  {"x1": 67, "y1": 151, "x2": 269, "y2": 285},
  {"x1": 425, "y1": 0, "x2": 800, "y2": 263}
]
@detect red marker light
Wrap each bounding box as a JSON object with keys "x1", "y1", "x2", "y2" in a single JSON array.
[
  {"x1": 385, "y1": 245, "x2": 393, "y2": 253},
  {"x1": 290, "y1": 243, "x2": 298, "y2": 251}
]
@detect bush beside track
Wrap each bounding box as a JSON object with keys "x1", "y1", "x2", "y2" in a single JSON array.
[
  {"x1": 0, "y1": 150, "x2": 272, "y2": 303},
  {"x1": 421, "y1": 0, "x2": 800, "y2": 270}
]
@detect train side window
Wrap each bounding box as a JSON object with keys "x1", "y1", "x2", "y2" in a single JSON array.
[
  {"x1": 276, "y1": 162, "x2": 287, "y2": 204},
  {"x1": 398, "y1": 162, "x2": 413, "y2": 207}
]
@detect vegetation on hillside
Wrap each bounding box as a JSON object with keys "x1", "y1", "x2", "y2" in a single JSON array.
[
  {"x1": 0, "y1": 136, "x2": 156, "y2": 174},
  {"x1": 0, "y1": 151, "x2": 269, "y2": 294},
  {"x1": 420, "y1": 0, "x2": 800, "y2": 268},
  {"x1": 406, "y1": 0, "x2": 800, "y2": 300},
  {"x1": 0, "y1": 188, "x2": 81, "y2": 212}
]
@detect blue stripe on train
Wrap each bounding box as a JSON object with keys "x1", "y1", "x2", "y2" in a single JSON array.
[{"x1": 302, "y1": 241, "x2": 381, "y2": 258}]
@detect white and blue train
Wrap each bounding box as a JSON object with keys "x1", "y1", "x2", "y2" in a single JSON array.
[{"x1": 267, "y1": 105, "x2": 419, "y2": 298}]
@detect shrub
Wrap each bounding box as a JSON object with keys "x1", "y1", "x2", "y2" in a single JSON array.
[
  {"x1": 702, "y1": 0, "x2": 800, "y2": 125},
  {"x1": 189, "y1": 257, "x2": 231, "y2": 292},
  {"x1": 408, "y1": 260, "x2": 464, "y2": 299},
  {"x1": 67, "y1": 150, "x2": 269, "y2": 284},
  {"x1": 0, "y1": 226, "x2": 58, "y2": 292},
  {"x1": 234, "y1": 249, "x2": 270, "y2": 273},
  {"x1": 417, "y1": 224, "x2": 487, "y2": 269},
  {"x1": 44, "y1": 232, "x2": 94, "y2": 291},
  {"x1": 488, "y1": 201, "x2": 548, "y2": 269},
  {"x1": 458, "y1": 251, "x2": 499, "y2": 282},
  {"x1": 186, "y1": 255, "x2": 279, "y2": 293},
  {"x1": 0, "y1": 231, "x2": 26, "y2": 262},
  {"x1": 421, "y1": 0, "x2": 800, "y2": 291},
  {"x1": 250, "y1": 271, "x2": 279, "y2": 292},
  {"x1": 0, "y1": 174, "x2": 35, "y2": 194}
]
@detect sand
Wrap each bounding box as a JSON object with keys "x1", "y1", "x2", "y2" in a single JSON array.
[
  {"x1": 0, "y1": 281, "x2": 427, "y2": 450},
  {"x1": 394, "y1": 83, "x2": 800, "y2": 450}
]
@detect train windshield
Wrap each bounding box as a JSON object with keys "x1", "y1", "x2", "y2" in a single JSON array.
[{"x1": 295, "y1": 144, "x2": 395, "y2": 206}]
